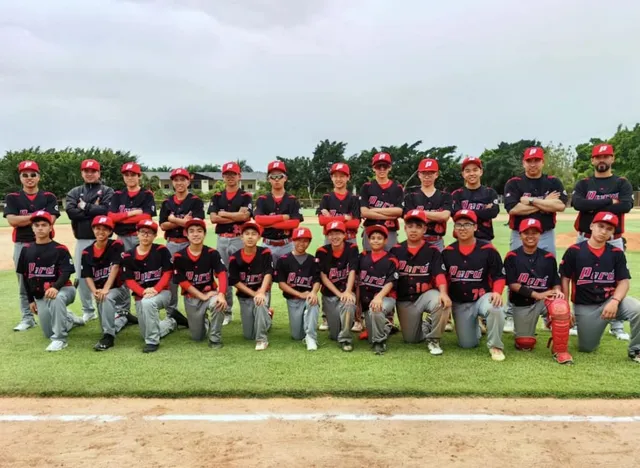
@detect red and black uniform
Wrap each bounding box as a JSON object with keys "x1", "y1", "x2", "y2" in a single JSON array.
[
  {"x1": 274, "y1": 254, "x2": 320, "y2": 299},
  {"x1": 159, "y1": 193, "x2": 205, "y2": 241},
  {"x1": 451, "y1": 186, "x2": 500, "y2": 240},
  {"x1": 207, "y1": 189, "x2": 254, "y2": 236},
  {"x1": 80, "y1": 239, "x2": 125, "y2": 289},
  {"x1": 403, "y1": 188, "x2": 452, "y2": 238},
  {"x1": 315, "y1": 243, "x2": 360, "y2": 296},
  {"x1": 16, "y1": 241, "x2": 75, "y2": 302},
  {"x1": 442, "y1": 241, "x2": 506, "y2": 303},
  {"x1": 504, "y1": 175, "x2": 567, "y2": 232},
  {"x1": 359, "y1": 180, "x2": 404, "y2": 231},
  {"x1": 559, "y1": 242, "x2": 630, "y2": 305},
  {"x1": 108, "y1": 189, "x2": 156, "y2": 236},
  {"x1": 228, "y1": 246, "x2": 273, "y2": 297},
  {"x1": 4, "y1": 190, "x2": 58, "y2": 242},
  {"x1": 316, "y1": 192, "x2": 361, "y2": 240},
  {"x1": 504, "y1": 247, "x2": 559, "y2": 306},
  {"x1": 173, "y1": 246, "x2": 228, "y2": 297},
  {"x1": 390, "y1": 241, "x2": 448, "y2": 302},
  {"x1": 571, "y1": 175, "x2": 634, "y2": 237},
  {"x1": 121, "y1": 244, "x2": 172, "y2": 299},
  {"x1": 255, "y1": 193, "x2": 303, "y2": 241},
  {"x1": 357, "y1": 251, "x2": 398, "y2": 310}
]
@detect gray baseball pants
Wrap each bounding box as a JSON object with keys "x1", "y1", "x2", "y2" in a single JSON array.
[
  {"x1": 574, "y1": 297, "x2": 640, "y2": 354},
  {"x1": 96, "y1": 286, "x2": 130, "y2": 337},
  {"x1": 135, "y1": 290, "x2": 176, "y2": 345},
  {"x1": 362, "y1": 231, "x2": 398, "y2": 252},
  {"x1": 13, "y1": 242, "x2": 33, "y2": 323},
  {"x1": 322, "y1": 295, "x2": 356, "y2": 344},
  {"x1": 513, "y1": 301, "x2": 547, "y2": 337},
  {"x1": 165, "y1": 241, "x2": 187, "y2": 317},
  {"x1": 217, "y1": 235, "x2": 244, "y2": 319},
  {"x1": 286, "y1": 298, "x2": 319, "y2": 341},
  {"x1": 74, "y1": 238, "x2": 97, "y2": 316},
  {"x1": 238, "y1": 293, "x2": 272, "y2": 342},
  {"x1": 183, "y1": 295, "x2": 225, "y2": 343},
  {"x1": 34, "y1": 286, "x2": 77, "y2": 342},
  {"x1": 364, "y1": 297, "x2": 395, "y2": 344},
  {"x1": 453, "y1": 293, "x2": 505, "y2": 349},
  {"x1": 118, "y1": 234, "x2": 139, "y2": 316},
  {"x1": 263, "y1": 240, "x2": 293, "y2": 266},
  {"x1": 397, "y1": 289, "x2": 450, "y2": 343}
]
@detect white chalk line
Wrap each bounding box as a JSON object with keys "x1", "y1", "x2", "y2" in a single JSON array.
[{"x1": 1, "y1": 413, "x2": 640, "y2": 423}]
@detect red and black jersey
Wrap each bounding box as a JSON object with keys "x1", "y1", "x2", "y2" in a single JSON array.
[
  {"x1": 159, "y1": 193, "x2": 205, "y2": 240},
  {"x1": 3, "y1": 190, "x2": 59, "y2": 243},
  {"x1": 173, "y1": 245, "x2": 226, "y2": 294},
  {"x1": 274, "y1": 253, "x2": 320, "y2": 299},
  {"x1": 316, "y1": 192, "x2": 361, "y2": 239},
  {"x1": 108, "y1": 189, "x2": 156, "y2": 236},
  {"x1": 80, "y1": 239, "x2": 125, "y2": 289},
  {"x1": 228, "y1": 246, "x2": 273, "y2": 298},
  {"x1": 442, "y1": 240, "x2": 506, "y2": 303},
  {"x1": 390, "y1": 241, "x2": 447, "y2": 302},
  {"x1": 559, "y1": 242, "x2": 630, "y2": 305},
  {"x1": 357, "y1": 251, "x2": 398, "y2": 310},
  {"x1": 121, "y1": 244, "x2": 172, "y2": 299},
  {"x1": 359, "y1": 180, "x2": 404, "y2": 231},
  {"x1": 451, "y1": 186, "x2": 500, "y2": 240},
  {"x1": 315, "y1": 243, "x2": 360, "y2": 296},
  {"x1": 504, "y1": 174, "x2": 567, "y2": 232},
  {"x1": 16, "y1": 241, "x2": 74, "y2": 301},
  {"x1": 255, "y1": 193, "x2": 303, "y2": 240},
  {"x1": 571, "y1": 175, "x2": 634, "y2": 236},
  {"x1": 403, "y1": 188, "x2": 452, "y2": 237},
  {"x1": 504, "y1": 247, "x2": 559, "y2": 306},
  {"x1": 207, "y1": 189, "x2": 254, "y2": 235}
]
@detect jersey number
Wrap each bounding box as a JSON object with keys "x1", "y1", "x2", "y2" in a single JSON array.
[{"x1": 472, "y1": 288, "x2": 486, "y2": 300}]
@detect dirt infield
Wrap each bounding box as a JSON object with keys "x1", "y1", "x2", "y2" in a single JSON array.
[{"x1": 1, "y1": 397, "x2": 639, "y2": 467}]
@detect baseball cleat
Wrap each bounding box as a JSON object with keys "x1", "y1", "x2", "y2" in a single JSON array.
[
  {"x1": 142, "y1": 343, "x2": 159, "y2": 353},
  {"x1": 319, "y1": 319, "x2": 329, "y2": 331},
  {"x1": 503, "y1": 317, "x2": 515, "y2": 334},
  {"x1": 340, "y1": 342, "x2": 353, "y2": 352},
  {"x1": 94, "y1": 334, "x2": 115, "y2": 351},
  {"x1": 208, "y1": 341, "x2": 223, "y2": 350},
  {"x1": 610, "y1": 329, "x2": 630, "y2": 341},
  {"x1": 125, "y1": 312, "x2": 139, "y2": 325},
  {"x1": 427, "y1": 340, "x2": 443, "y2": 356},
  {"x1": 351, "y1": 321, "x2": 363, "y2": 333},
  {"x1": 444, "y1": 320, "x2": 454, "y2": 332},
  {"x1": 70, "y1": 313, "x2": 86, "y2": 327},
  {"x1": 490, "y1": 347, "x2": 505, "y2": 362},
  {"x1": 13, "y1": 320, "x2": 36, "y2": 332},
  {"x1": 82, "y1": 312, "x2": 97, "y2": 323},
  {"x1": 569, "y1": 326, "x2": 578, "y2": 336},
  {"x1": 255, "y1": 340, "x2": 269, "y2": 351},
  {"x1": 169, "y1": 310, "x2": 189, "y2": 328},
  {"x1": 373, "y1": 343, "x2": 385, "y2": 355},
  {"x1": 46, "y1": 340, "x2": 68, "y2": 352},
  {"x1": 629, "y1": 352, "x2": 640, "y2": 364},
  {"x1": 222, "y1": 315, "x2": 232, "y2": 326},
  {"x1": 305, "y1": 337, "x2": 318, "y2": 351}
]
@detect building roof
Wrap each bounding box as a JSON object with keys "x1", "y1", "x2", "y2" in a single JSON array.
[{"x1": 143, "y1": 171, "x2": 267, "y2": 181}]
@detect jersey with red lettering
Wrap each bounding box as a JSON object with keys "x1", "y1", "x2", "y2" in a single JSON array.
[
  {"x1": 504, "y1": 174, "x2": 567, "y2": 232},
  {"x1": 274, "y1": 253, "x2": 320, "y2": 299},
  {"x1": 207, "y1": 190, "x2": 254, "y2": 235},
  {"x1": 390, "y1": 241, "x2": 447, "y2": 302},
  {"x1": 359, "y1": 180, "x2": 404, "y2": 231},
  {"x1": 16, "y1": 241, "x2": 75, "y2": 301},
  {"x1": 173, "y1": 246, "x2": 226, "y2": 293},
  {"x1": 504, "y1": 247, "x2": 559, "y2": 306},
  {"x1": 228, "y1": 246, "x2": 273, "y2": 298},
  {"x1": 316, "y1": 192, "x2": 361, "y2": 239},
  {"x1": 357, "y1": 251, "x2": 398, "y2": 310},
  {"x1": 121, "y1": 244, "x2": 172, "y2": 297},
  {"x1": 159, "y1": 193, "x2": 205, "y2": 240},
  {"x1": 3, "y1": 190, "x2": 59, "y2": 242},
  {"x1": 315, "y1": 243, "x2": 360, "y2": 296},
  {"x1": 559, "y1": 242, "x2": 630, "y2": 305},
  {"x1": 403, "y1": 188, "x2": 452, "y2": 237},
  {"x1": 80, "y1": 239, "x2": 125, "y2": 289},
  {"x1": 109, "y1": 189, "x2": 156, "y2": 236},
  {"x1": 451, "y1": 186, "x2": 500, "y2": 240},
  {"x1": 255, "y1": 193, "x2": 303, "y2": 240}
]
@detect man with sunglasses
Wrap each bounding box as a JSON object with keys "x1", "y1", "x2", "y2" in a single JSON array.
[{"x1": 4, "y1": 160, "x2": 59, "y2": 332}]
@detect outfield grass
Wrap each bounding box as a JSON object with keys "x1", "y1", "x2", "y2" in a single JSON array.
[{"x1": 1, "y1": 221, "x2": 639, "y2": 398}]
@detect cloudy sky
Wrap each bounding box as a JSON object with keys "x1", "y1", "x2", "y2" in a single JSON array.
[{"x1": 1, "y1": 0, "x2": 639, "y2": 168}]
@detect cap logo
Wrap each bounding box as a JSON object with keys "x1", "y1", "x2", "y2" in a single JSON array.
[
  {"x1": 599, "y1": 145, "x2": 609, "y2": 153},
  {"x1": 378, "y1": 154, "x2": 385, "y2": 160},
  {"x1": 336, "y1": 164, "x2": 344, "y2": 170},
  {"x1": 35, "y1": 210, "x2": 45, "y2": 216},
  {"x1": 411, "y1": 210, "x2": 420, "y2": 216},
  {"x1": 125, "y1": 164, "x2": 133, "y2": 170},
  {"x1": 528, "y1": 219, "x2": 536, "y2": 226},
  {"x1": 297, "y1": 229, "x2": 304, "y2": 236},
  {"x1": 99, "y1": 217, "x2": 107, "y2": 223},
  {"x1": 86, "y1": 161, "x2": 94, "y2": 167},
  {"x1": 272, "y1": 162, "x2": 280, "y2": 168},
  {"x1": 461, "y1": 210, "x2": 469, "y2": 215},
  {"x1": 25, "y1": 162, "x2": 33, "y2": 167},
  {"x1": 425, "y1": 161, "x2": 432, "y2": 167},
  {"x1": 226, "y1": 163, "x2": 232, "y2": 169},
  {"x1": 330, "y1": 222, "x2": 338, "y2": 229},
  {"x1": 529, "y1": 148, "x2": 538, "y2": 156},
  {"x1": 603, "y1": 214, "x2": 613, "y2": 221},
  {"x1": 145, "y1": 220, "x2": 152, "y2": 226}
]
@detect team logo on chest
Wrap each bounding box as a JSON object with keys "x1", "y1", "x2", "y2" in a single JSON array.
[
  {"x1": 448, "y1": 266, "x2": 484, "y2": 282},
  {"x1": 576, "y1": 267, "x2": 615, "y2": 285}
]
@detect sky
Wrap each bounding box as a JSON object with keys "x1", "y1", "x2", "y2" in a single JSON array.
[{"x1": 1, "y1": 0, "x2": 639, "y2": 168}]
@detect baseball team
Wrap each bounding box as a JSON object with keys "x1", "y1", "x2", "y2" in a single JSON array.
[{"x1": 4, "y1": 144, "x2": 640, "y2": 364}]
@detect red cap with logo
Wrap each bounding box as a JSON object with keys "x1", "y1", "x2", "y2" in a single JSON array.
[
  {"x1": 593, "y1": 211, "x2": 619, "y2": 228},
  {"x1": 31, "y1": 210, "x2": 53, "y2": 224},
  {"x1": 170, "y1": 168, "x2": 190, "y2": 179},
  {"x1": 523, "y1": 147, "x2": 544, "y2": 161},
  {"x1": 81, "y1": 159, "x2": 101, "y2": 171},
  {"x1": 371, "y1": 152, "x2": 392, "y2": 167},
  {"x1": 418, "y1": 158, "x2": 439, "y2": 172},
  {"x1": 365, "y1": 224, "x2": 389, "y2": 238},
  {"x1": 222, "y1": 162, "x2": 241, "y2": 174},
  {"x1": 121, "y1": 162, "x2": 142, "y2": 175},
  {"x1": 184, "y1": 218, "x2": 207, "y2": 231},
  {"x1": 592, "y1": 143, "x2": 614, "y2": 156},
  {"x1": 404, "y1": 209, "x2": 428, "y2": 224},
  {"x1": 18, "y1": 160, "x2": 40, "y2": 173},
  {"x1": 453, "y1": 209, "x2": 478, "y2": 224},
  {"x1": 240, "y1": 220, "x2": 263, "y2": 235},
  {"x1": 330, "y1": 162, "x2": 350, "y2": 176},
  {"x1": 292, "y1": 227, "x2": 313, "y2": 240},
  {"x1": 325, "y1": 220, "x2": 346, "y2": 233},
  {"x1": 136, "y1": 219, "x2": 158, "y2": 232},
  {"x1": 92, "y1": 215, "x2": 115, "y2": 230},
  {"x1": 267, "y1": 161, "x2": 287, "y2": 174},
  {"x1": 461, "y1": 156, "x2": 482, "y2": 170},
  {"x1": 518, "y1": 218, "x2": 543, "y2": 233}
]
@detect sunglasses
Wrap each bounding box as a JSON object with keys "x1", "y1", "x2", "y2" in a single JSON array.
[
  {"x1": 268, "y1": 174, "x2": 286, "y2": 181},
  {"x1": 20, "y1": 172, "x2": 38, "y2": 178}
]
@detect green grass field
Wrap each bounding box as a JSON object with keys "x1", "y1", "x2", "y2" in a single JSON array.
[{"x1": 1, "y1": 219, "x2": 639, "y2": 398}]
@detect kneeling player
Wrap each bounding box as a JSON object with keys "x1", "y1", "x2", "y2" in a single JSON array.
[
  {"x1": 504, "y1": 218, "x2": 572, "y2": 364},
  {"x1": 275, "y1": 227, "x2": 321, "y2": 351},
  {"x1": 560, "y1": 212, "x2": 640, "y2": 363},
  {"x1": 390, "y1": 210, "x2": 452, "y2": 355},
  {"x1": 172, "y1": 218, "x2": 228, "y2": 348},
  {"x1": 228, "y1": 221, "x2": 274, "y2": 351},
  {"x1": 17, "y1": 211, "x2": 84, "y2": 352},
  {"x1": 443, "y1": 210, "x2": 507, "y2": 361},
  {"x1": 121, "y1": 220, "x2": 177, "y2": 353},
  {"x1": 316, "y1": 221, "x2": 359, "y2": 352},
  {"x1": 81, "y1": 216, "x2": 131, "y2": 351}
]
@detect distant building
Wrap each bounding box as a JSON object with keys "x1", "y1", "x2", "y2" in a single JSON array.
[{"x1": 143, "y1": 171, "x2": 267, "y2": 194}]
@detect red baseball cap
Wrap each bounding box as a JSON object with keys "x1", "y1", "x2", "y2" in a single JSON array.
[
  {"x1": 418, "y1": 158, "x2": 439, "y2": 172},
  {"x1": 31, "y1": 210, "x2": 53, "y2": 224},
  {"x1": 239, "y1": 220, "x2": 263, "y2": 236},
  {"x1": 81, "y1": 159, "x2": 101, "y2": 171},
  {"x1": 592, "y1": 143, "x2": 614, "y2": 156},
  {"x1": 184, "y1": 218, "x2": 207, "y2": 231},
  {"x1": 593, "y1": 211, "x2": 619, "y2": 228},
  {"x1": 170, "y1": 168, "x2": 190, "y2": 179},
  {"x1": 518, "y1": 218, "x2": 542, "y2": 233},
  {"x1": 91, "y1": 215, "x2": 115, "y2": 230},
  {"x1": 222, "y1": 162, "x2": 241, "y2": 175},
  {"x1": 267, "y1": 161, "x2": 287, "y2": 174},
  {"x1": 371, "y1": 152, "x2": 392, "y2": 167},
  {"x1": 325, "y1": 220, "x2": 346, "y2": 233},
  {"x1": 136, "y1": 219, "x2": 158, "y2": 233},
  {"x1": 461, "y1": 156, "x2": 482, "y2": 170},
  {"x1": 330, "y1": 162, "x2": 350, "y2": 176},
  {"x1": 453, "y1": 209, "x2": 478, "y2": 224},
  {"x1": 292, "y1": 227, "x2": 313, "y2": 240},
  {"x1": 365, "y1": 224, "x2": 389, "y2": 238},
  {"x1": 523, "y1": 147, "x2": 544, "y2": 161},
  {"x1": 18, "y1": 160, "x2": 40, "y2": 173},
  {"x1": 404, "y1": 209, "x2": 428, "y2": 224},
  {"x1": 121, "y1": 162, "x2": 142, "y2": 175}
]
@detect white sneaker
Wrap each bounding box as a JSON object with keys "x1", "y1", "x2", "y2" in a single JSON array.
[
  {"x1": 319, "y1": 319, "x2": 329, "y2": 331},
  {"x1": 444, "y1": 321, "x2": 453, "y2": 332},
  {"x1": 255, "y1": 340, "x2": 269, "y2": 351},
  {"x1": 427, "y1": 340, "x2": 443, "y2": 356},
  {"x1": 503, "y1": 317, "x2": 514, "y2": 334},
  {"x1": 610, "y1": 329, "x2": 630, "y2": 341},
  {"x1": 351, "y1": 321, "x2": 363, "y2": 332},
  {"x1": 569, "y1": 326, "x2": 578, "y2": 336},
  {"x1": 490, "y1": 347, "x2": 505, "y2": 361},
  {"x1": 305, "y1": 337, "x2": 318, "y2": 351},
  {"x1": 71, "y1": 313, "x2": 86, "y2": 327},
  {"x1": 222, "y1": 315, "x2": 231, "y2": 326},
  {"x1": 46, "y1": 340, "x2": 68, "y2": 352},
  {"x1": 13, "y1": 320, "x2": 36, "y2": 332},
  {"x1": 82, "y1": 312, "x2": 97, "y2": 322}
]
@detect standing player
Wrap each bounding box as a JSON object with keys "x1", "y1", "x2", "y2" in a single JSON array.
[
  {"x1": 316, "y1": 221, "x2": 359, "y2": 352},
  {"x1": 227, "y1": 221, "x2": 274, "y2": 351},
  {"x1": 504, "y1": 218, "x2": 572, "y2": 364},
  {"x1": 255, "y1": 161, "x2": 303, "y2": 265},
  {"x1": 559, "y1": 212, "x2": 640, "y2": 363},
  {"x1": 390, "y1": 210, "x2": 452, "y2": 356},
  {"x1": 403, "y1": 158, "x2": 452, "y2": 251},
  {"x1": 172, "y1": 218, "x2": 228, "y2": 347},
  {"x1": 275, "y1": 227, "x2": 321, "y2": 351},
  {"x1": 360, "y1": 152, "x2": 404, "y2": 251},
  {"x1": 81, "y1": 216, "x2": 130, "y2": 351},
  {"x1": 571, "y1": 143, "x2": 634, "y2": 340},
  {"x1": 208, "y1": 161, "x2": 253, "y2": 326},
  {"x1": 443, "y1": 210, "x2": 507, "y2": 361},
  {"x1": 120, "y1": 220, "x2": 177, "y2": 353},
  {"x1": 66, "y1": 159, "x2": 114, "y2": 323},
  {"x1": 16, "y1": 211, "x2": 84, "y2": 351},
  {"x1": 4, "y1": 160, "x2": 59, "y2": 331}
]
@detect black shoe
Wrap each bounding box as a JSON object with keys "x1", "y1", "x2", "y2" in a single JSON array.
[
  {"x1": 142, "y1": 343, "x2": 159, "y2": 353},
  {"x1": 373, "y1": 343, "x2": 385, "y2": 355},
  {"x1": 125, "y1": 312, "x2": 139, "y2": 325},
  {"x1": 94, "y1": 334, "x2": 114, "y2": 351},
  {"x1": 208, "y1": 341, "x2": 223, "y2": 350},
  {"x1": 73, "y1": 278, "x2": 79, "y2": 288},
  {"x1": 169, "y1": 310, "x2": 189, "y2": 327},
  {"x1": 389, "y1": 325, "x2": 399, "y2": 335}
]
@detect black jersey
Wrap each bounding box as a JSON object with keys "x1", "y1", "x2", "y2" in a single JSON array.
[
  {"x1": 559, "y1": 242, "x2": 630, "y2": 305},
  {"x1": 390, "y1": 241, "x2": 447, "y2": 302},
  {"x1": 357, "y1": 251, "x2": 398, "y2": 310},
  {"x1": 80, "y1": 239, "x2": 125, "y2": 289},
  {"x1": 403, "y1": 188, "x2": 452, "y2": 237},
  {"x1": 207, "y1": 189, "x2": 254, "y2": 235},
  {"x1": 228, "y1": 246, "x2": 273, "y2": 298},
  {"x1": 16, "y1": 241, "x2": 75, "y2": 301},
  {"x1": 109, "y1": 189, "x2": 156, "y2": 236},
  {"x1": 3, "y1": 190, "x2": 59, "y2": 243},
  {"x1": 359, "y1": 180, "x2": 404, "y2": 231},
  {"x1": 255, "y1": 193, "x2": 303, "y2": 240},
  {"x1": 315, "y1": 243, "x2": 360, "y2": 296},
  {"x1": 274, "y1": 253, "x2": 320, "y2": 299},
  {"x1": 504, "y1": 174, "x2": 567, "y2": 232},
  {"x1": 504, "y1": 247, "x2": 559, "y2": 306},
  {"x1": 451, "y1": 185, "x2": 500, "y2": 240},
  {"x1": 159, "y1": 193, "x2": 205, "y2": 240},
  {"x1": 121, "y1": 244, "x2": 172, "y2": 298},
  {"x1": 173, "y1": 245, "x2": 226, "y2": 293}
]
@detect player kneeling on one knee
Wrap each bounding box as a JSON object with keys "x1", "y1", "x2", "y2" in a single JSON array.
[
  {"x1": 172, "y1": 218, "x2": 228, "y2": 349},
  {"x1": 560, "y1": 212, "x2": 640, "y2": 363},
  {"x1": 390, "y1": 210, "x2": 452, "y2": 356},
  {"x1": 357, "y1": 225, "x2": 399, "y2": 355},
  {"x1": 443, "y1": 210, "x2": 507, "y2": 361},
  {"x1": 121, "y1": 220, "x2": 177, "y2": 353},
  {"x1": 275, "y1": 227, "x2": 321, "y2": 351},
  {"x1": 505, "y1": 218, "x2": 572, "y2": 364},
  {"x1": 316, "y1": 221, "x2": 359, "y2": 352},
  {"x1": 17, "y1": 211, "x2": 84, "y2": 352},
  {"x1": 82, "y1": 216, "x2": 131, "y2": 351},
  {"x1": 228, "y1": 221, "x2": 274, "y2": 351}
]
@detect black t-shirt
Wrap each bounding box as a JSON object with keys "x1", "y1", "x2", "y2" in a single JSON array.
[
  {"x1": 80, "y1": 239, "x2": 125, "y2": 289},
  {"x1": 504, "y1": 247, "x2": 559, "y2": 306}
]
